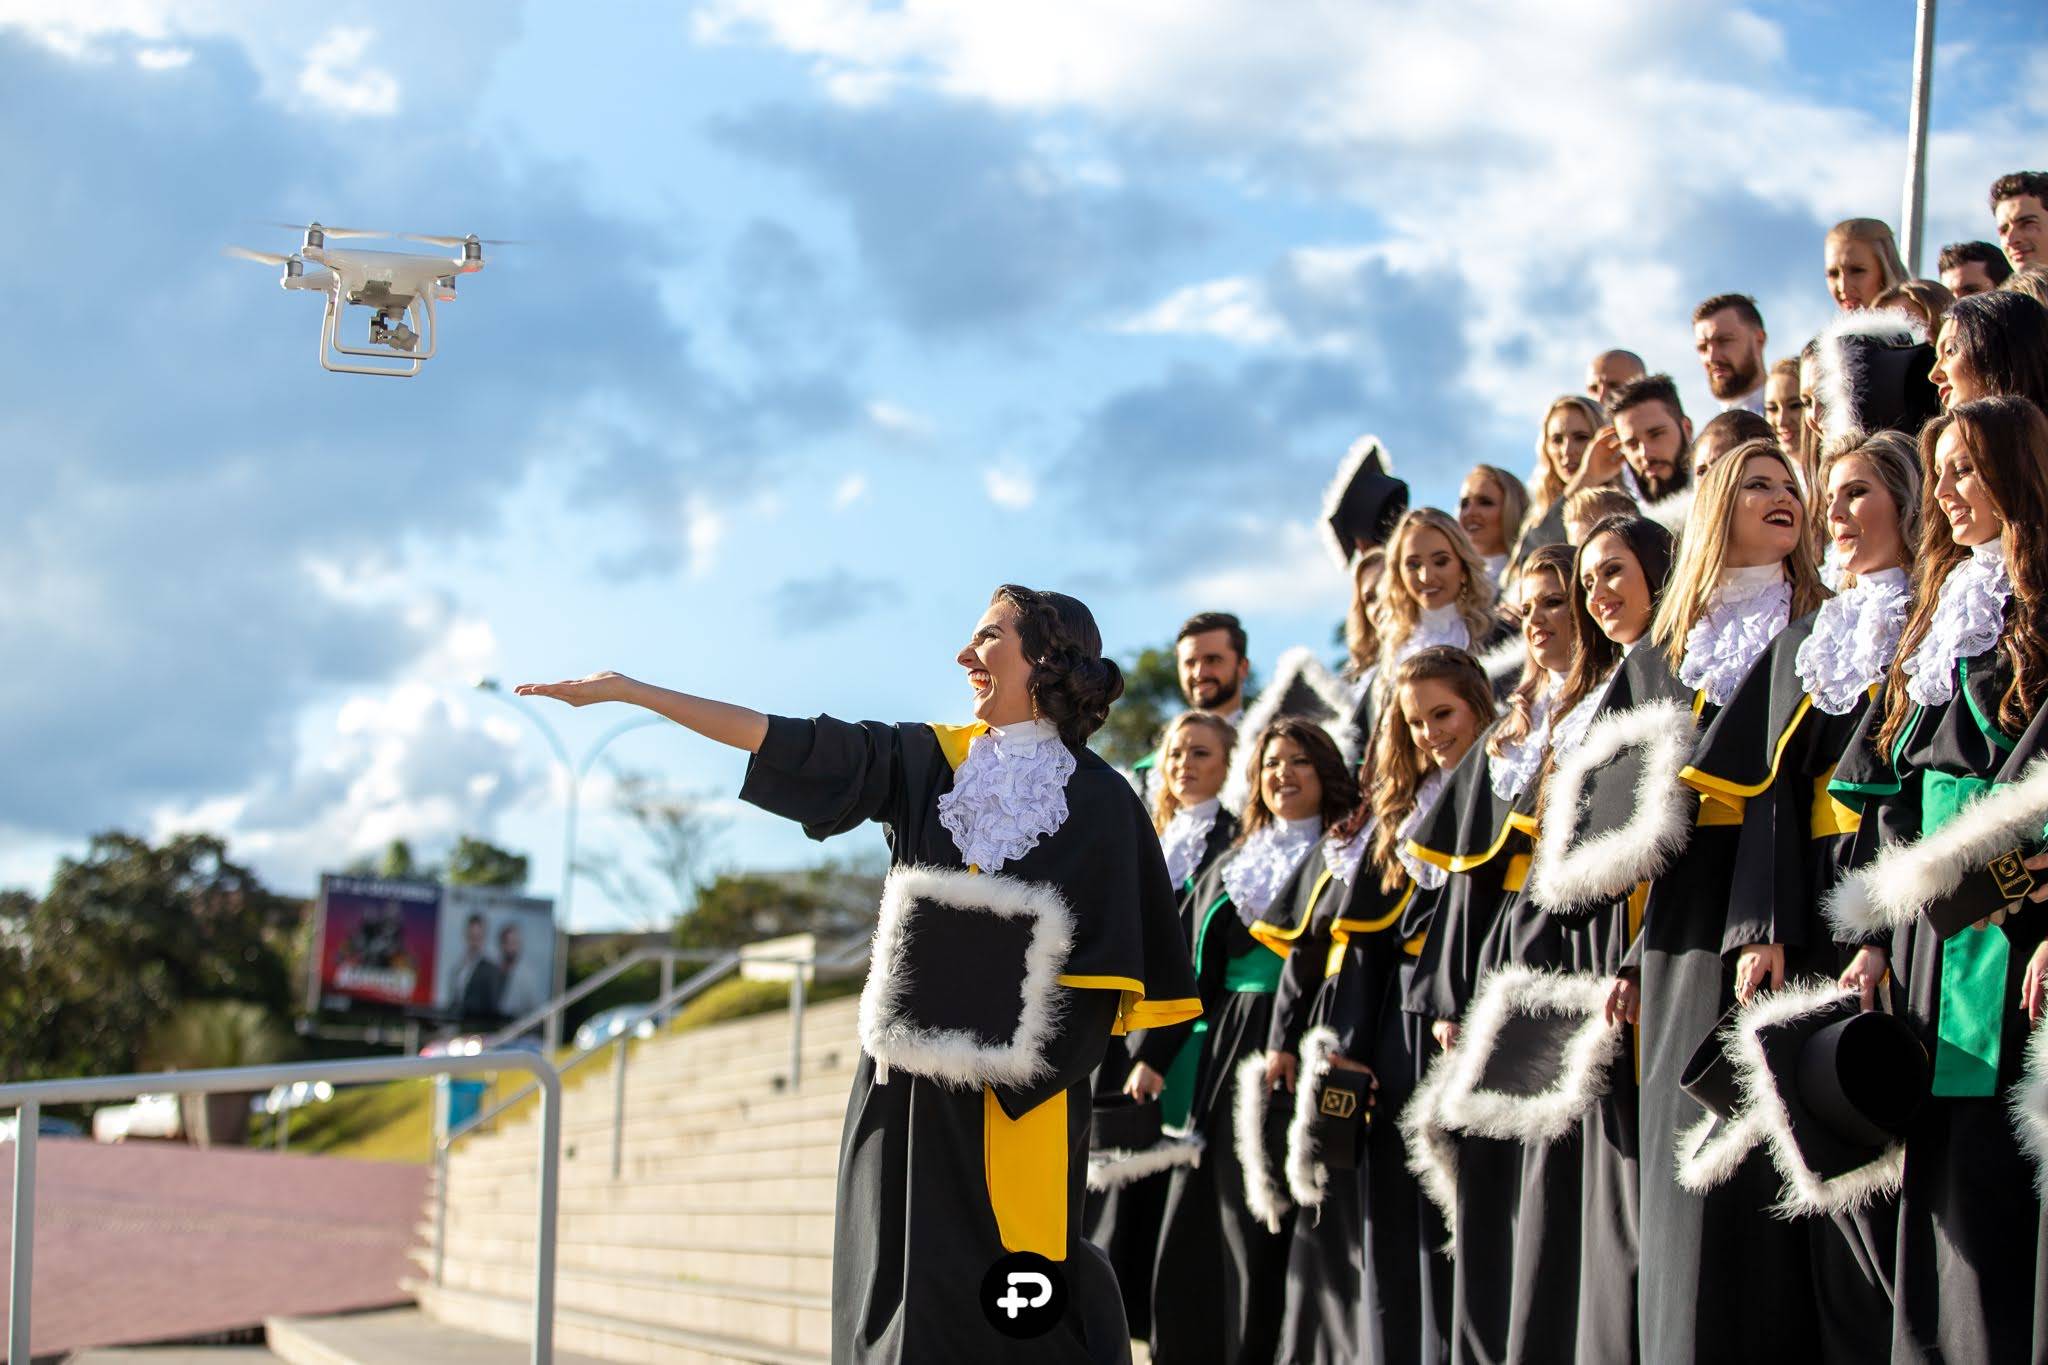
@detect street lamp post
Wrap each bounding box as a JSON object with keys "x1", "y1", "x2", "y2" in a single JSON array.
[{"x1": 473, "y1": 679, "x2": 666, "y2": 1052}]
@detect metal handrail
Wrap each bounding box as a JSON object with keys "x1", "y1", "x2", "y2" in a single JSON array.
[
  {"x1": 430, "y1": 935, "x2": 872, "y2": 1286},
  {"x1": 484, "y1": 945, "x2": 727, "y2": 1051},
  {"x1": 0, "y1": 1052, "x2": 563, "y2": 1365}
]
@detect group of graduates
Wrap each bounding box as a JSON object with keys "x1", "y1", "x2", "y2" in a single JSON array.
[{"x1": 1083, "y1": 172, "x2": 2048, "y2": 1364}]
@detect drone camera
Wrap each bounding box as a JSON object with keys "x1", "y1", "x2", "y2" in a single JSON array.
[{"x1": 370, "y1": 309, "x2": 420, "y2": 353}]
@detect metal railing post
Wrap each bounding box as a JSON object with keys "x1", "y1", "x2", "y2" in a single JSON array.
[
  {"x1": 788, "y1": 969, "x2": 807, "y2": 1091},
  {"x1": 660, "y1": 955, "x2": 675, "y2": 1013},
  {"x1": 609, "y1": 1035, "x2": 629, "y2": 1181},
  {"x1": 533, "y1": 1068, "x2": 562, "y2": 1365},
  {"x1": 9, "y1": 1101, "x2": 38, "y2": 1365}
]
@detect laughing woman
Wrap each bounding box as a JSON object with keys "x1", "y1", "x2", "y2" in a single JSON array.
[
  {"x1": 1827, "y1": 398, "x2": 2048, "y2": 1362},
  {"x1": 1144, "y1": 717, "x2": 1356, "y2": 1365},
  {"x1": 1677, "y1": 430, "x2": 1921, "y2": 1362},
  {"x1": 517, "y1": 585, "x2": 1200, "y2": 1364},
  {"x1": 1616, "y1": 442, "x2": 1829, "y2": 1362}
]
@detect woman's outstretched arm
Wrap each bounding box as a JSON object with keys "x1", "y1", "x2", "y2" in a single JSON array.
[{"x1": 516, "y1": 672, "x2": 770, "y2": 753}]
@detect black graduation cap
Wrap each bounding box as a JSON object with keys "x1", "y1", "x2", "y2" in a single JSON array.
[
  {"x1": 1089, "y1": 1091, "x2": 1162, "y2": 1153},
  {"x1": 1086, "y1": 1094, "x2": 1205, "y2": 1191},
  {"x1": 1676, "y1": 1004, "x2": 1766, "y2": 1192},
  {"x1": 1732, "y1": 984, "x2": 1928, "y2": 1215},
  {"x1": 1321, "y1": 435, "x2": 1410, "y2": 568},
  {"x1": 1813, "y1": 308, "x2": 1941, "y2": 450},
  {"x1": 1233, "y1": 1052, "x2": 1295, "y2": 1234},
  {"x1": 1423, "y1": 966, "x2": 1624, "y2": 1148},
  {"x1": 857, "y1": 866, "x2": 1074, "y2": 1090}
]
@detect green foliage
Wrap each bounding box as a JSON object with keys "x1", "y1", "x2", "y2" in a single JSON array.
[
  {"x1": 144, "y1": 999, "x2": 297, "y2": 1071},
  {"x1": 670, "y1": 972, "x2": 863, "y2": 1031},
  {"x1": 0, "y1": 832, "x2": 299, "y2": 1082},
  {"x1": 1092, "y1": 643, "x2": 1183, "y2": 768},
  {"x1": 444, "y1": 835, "x2": 530, "y2": 888},
  {"x1": 674, "y1": 860, "x2": 883, "y2": 951},
  {"x1": 578, "y1": 768, "x2": 725, "y2": 930}
]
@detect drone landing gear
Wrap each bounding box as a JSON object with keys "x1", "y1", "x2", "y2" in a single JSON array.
[{"x1": 318, "y1": 293, "x2": 437, "y2": 377}]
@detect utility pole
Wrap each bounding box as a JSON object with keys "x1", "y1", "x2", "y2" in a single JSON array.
[{"x1": 1900, "y1": 0, "x2": 1937, "y2": 276}]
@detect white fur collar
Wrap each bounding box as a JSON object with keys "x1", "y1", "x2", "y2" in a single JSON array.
[
  {"x1": 1901, "y1": 540, "x2": 2009, "y2": 707},
  {"x1": 1162, "y1": 799, "x2": 1221, "y2": 887},
  {"x1": 1222, "y1": 816, "x2": 1321, "y2": 920},
  {"x1": 1796, "y1": 567, "x2": 1908, "y2": 715},
  {"x1": 1678, "y1": 564, "x2": 1791, "y2": 705},
  {"x1": 936, "y1": 718, "x2": 1074, "y2": 873}
]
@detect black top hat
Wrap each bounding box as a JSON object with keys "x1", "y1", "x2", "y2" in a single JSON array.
[
  {"x1": 1749, "y1": 992, "x2": 1929, "y2": 1184},
  {"x1": 1308, "y1": 1070, "x2": 1371, "y2": 1170},
  {"x1": 1321, "y1": 436, "x2": 1410, "y2": 567},
  {"x1": 1089, "y1": 1091, "x2": 1163, "y2": 1153},
  {"x1": 1814, "y1": 309, "x2": 1941, "y2": 450},
  {"x1": 1676, "y1": 1003, "x2": 1767, "y2": 1191}
]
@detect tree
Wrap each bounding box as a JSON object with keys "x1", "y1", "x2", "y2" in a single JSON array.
[
  {"x1": 1092, "y1": 644, "x2": 1184, "y2": 768},
  {"x1": 445, "y1": 835, "x2": 530, "y2": 888},
  {"x1": 674, "y1": 860, "x2": 885, "y2": 951},
  {"x1": 577, "y1": 767, "x2": 726, "y2": 930}
]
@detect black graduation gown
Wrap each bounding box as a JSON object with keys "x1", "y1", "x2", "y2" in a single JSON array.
[
  {"x1": 1622, "y1": 644, "x2": 1822, "y2": 1364},
  {"x1": 1831, "y1": 647, "x2": 2048, "y2": 1364},
  {"x1": 1142, "y1": 839, "x2": 1309, "y2": 1365},
  {"x1": 1256, "y1": 837, "x2": 1367, "y2": 1365},
  {"x1": 1086, "y1": 811, "x2": 1239, "y2": 1344},
  {"x1": 738, "y1": 715, "x2": 1201, "y2": 1363},
  {"x1": 1681, "y1": 611, "x2": 1899, "y2": 1365}
]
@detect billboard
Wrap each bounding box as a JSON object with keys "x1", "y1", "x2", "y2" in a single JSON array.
[
  {"x1": 315, "y1": 875, "x2": 442, "y2": 1008},
  {"x1": 311, "y1": 874, "x2": 557, "y2": 1027},
  {"x1": 435, "y1": 885, "x2": 557, "y2": 1026}
]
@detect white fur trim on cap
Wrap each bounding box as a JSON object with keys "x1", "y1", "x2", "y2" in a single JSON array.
[
  {"x1": 1825, "y1": 755, "x2": 2048, "y2": 938},
  {"x1": 1640, "y1": 484, "x2": 1695, "y2": 541},
  {"x1": 1812, "y1": 307, "x2": 1929, "y2": 451},
  {"x1": 1221, "y1": 646, "x2": 1361, "y2": 816},
  {"x1": 856, "y1": 865, "x2": 1073, "y2": 1090},
  {"x1": 1728, "y1": 979, "x2": 1905, "y2": 1217},
  {"x1": 1432, "y1": 965, "x2": 1624, "y2": 1144},
  {"x1": 1283, "y1": 1025, "x2": 1343, "y2": 1208},
  {"x1": 1320, "y1": 434, "x2": 1394, "y2": 568},
  {"x1": 1529, "y1": 699, "x2": 1698, "y2": 913},
  {"x1": 1086, "y1": 1134, "x2": 1205, "y2": 1192},
  {"x1": 1233, "y1": 1050, "x2": 1292, "y2": 1233},
  {"x1": 2011, "y1": 1021, "x2": 2048, "y2": 1202},
  {"x1": 1399, "y1": 1051, "x2": 1463, "y2": 1225},
  {"x1": 1474, "y1": 633, "x2": 1528, "y2": 689}
]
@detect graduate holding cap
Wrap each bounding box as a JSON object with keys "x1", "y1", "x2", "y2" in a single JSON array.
[
  {"x1": 1824, "y1": 397, "x2": 2048, "y2": 1362},
  {"x1": 516, "y1": 584, "x2": 1200, "y2": 1364}
]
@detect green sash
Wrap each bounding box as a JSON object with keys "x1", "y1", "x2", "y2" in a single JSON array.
[{"x1": 1924, "y1": 770, "x2": 2011, "y2": 1098}]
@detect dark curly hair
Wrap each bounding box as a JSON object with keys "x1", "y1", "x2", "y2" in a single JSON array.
[
  {"x1": 989, "y1": 585, "x2": 1125, "y2": 746},
  {"x1": 1236, "y1": 715, "x2": 1360, "y2": 840}
]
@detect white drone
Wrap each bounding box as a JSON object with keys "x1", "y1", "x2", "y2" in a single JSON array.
[{"x1": 225, "y1": 222, "x2": 506, "y2": 377}]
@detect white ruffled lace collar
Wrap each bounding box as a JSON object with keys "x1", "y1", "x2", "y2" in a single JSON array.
[
  {"x1": 1796, "y1": 566, "x2": 1909, "y2": 715},
  {"x1": 1488, "y1": 674, "x2": 1561, "y2": 802},
  {"x1": 1550, "y1": 669, "x2": 1616, "y2": 758},
  {"x1": 935, "y1": 718, "x2": 1076, "y2": 873},
  {"x1": 1161, "y1": 797, "x2": 1221, "y2": 888},
  {"x1": 1902, "y1": 541, "x2": 2010, "y2": 706},
  {"x1": 1322, "y1": 827, "x2": 1368, "y2": 888},
  {"x1": 1678, "y1": 563, "x2": 1793, "y2": 705},
  {"x1": 1223, "y1": 815, "x2": 1321, "y2": 920},
  {"x1": 1397, "y1": 769, "x2": 1449, "y2": 890},
  {"x1": 1395, "y1": 603, "x2": 1471, "y2": 665}
]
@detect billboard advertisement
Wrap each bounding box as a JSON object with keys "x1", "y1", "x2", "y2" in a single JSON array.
[
  {"x1": 435, "y1": 885, "x2": 557, "y2": 1026},
  {"x1": 312, "y1": 876, "x2": 556, "y2": 1025},
  {"x1": 315, "y1": 875, "x2": 442, "y2": 1008}
]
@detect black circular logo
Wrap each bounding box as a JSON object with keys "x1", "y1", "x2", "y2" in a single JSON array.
[{"x1": 979, "y1": 1251, "x2": 1068, "y2": 1338}]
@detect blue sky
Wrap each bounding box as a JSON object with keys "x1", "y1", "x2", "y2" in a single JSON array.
[{"x1": 3, "y1": 1, "x2": 2045, "y2": 930}]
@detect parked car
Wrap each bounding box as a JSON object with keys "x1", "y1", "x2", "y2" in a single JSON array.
[
  {"x1": 90, "y1": 1094, "x2": 181, "y2": 1143},
  {"x1": 574, "y1": 1005, "x2": 659, "y2": 1053}
]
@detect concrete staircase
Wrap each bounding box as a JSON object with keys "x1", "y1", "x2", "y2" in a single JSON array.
[{"x1": 411, "y1": 996, "x2": 861, "y2": 1364}]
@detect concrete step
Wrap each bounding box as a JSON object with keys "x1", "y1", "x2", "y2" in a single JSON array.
[
  {"x1": 414, "y1": 1282, "x2": 830, "y2": 1365},
  {"x1": 413, "y1": 1234, "x2": 833, "y2": 1295},
  {"x1": 445, "y1": 1136, "x2": 842, "y2": 1188},
  {"x1": 454, "y1": 1083, "x2": 852, "y2": 1158},
  {"x1": 444, "y1": 1169, "x2": 841, "y2": 1209},
  {"x1": 264, "y1": 1306, "x2": 612, "y2": 1364},
  {"x1": 452, "y1": 1108, "x2": 850, "y2": 1180},
  {"x1": 424, "y1": 1203, "x2": 837, "y2": 1250},
  {"x1": 430, "y1": 1258, "x2": 830, "y2": 1353},
  {"x1": 67, "y1": 1351, "x2": 275, "y2": 1362}
]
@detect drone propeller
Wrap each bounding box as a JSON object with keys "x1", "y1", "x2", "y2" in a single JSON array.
[
  {"x1": 399, "y1": 233, "x2": 524, "y2": 248},
  {"x1": 268, "y1": 221, "x2": 387, "y2": 240},
  {"x1": 224, "y1": 245, "x2": 293, "y2": 266}
]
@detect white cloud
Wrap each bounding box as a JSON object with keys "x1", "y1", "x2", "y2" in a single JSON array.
[
  {"x1": 832, "y1": 472, "x2": 870, "y2": 508},
  {"x1": 1175, "y1": 516, "x2": 1347, "y2": 612},
  {"x1": 296, "y1": 25, "x2": 399, "y2": 116},
  {"x1": 983, "y1": 465, "x2": 1037, "y2": 509},
  {"x1": 864, "y1": 398, "x2": 932, "y2": 439},
  {"x1": 1116, "y1": 276, "x2": 1287, "y2": 347},
  {"x1": 684, "y1": 496, "x2": 726, "y2": 577},
  {"x1": 134, "y1": 45, "x2": 190, "y2": 69}
]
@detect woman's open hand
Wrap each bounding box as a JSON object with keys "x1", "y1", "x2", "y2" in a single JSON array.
[
  {"x1": 1123, "y1": 1061, "x2": 1165, "y2": 1102},
  {"x1": 515, "y1": 672, "x2": 635, "y2": 708}
]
